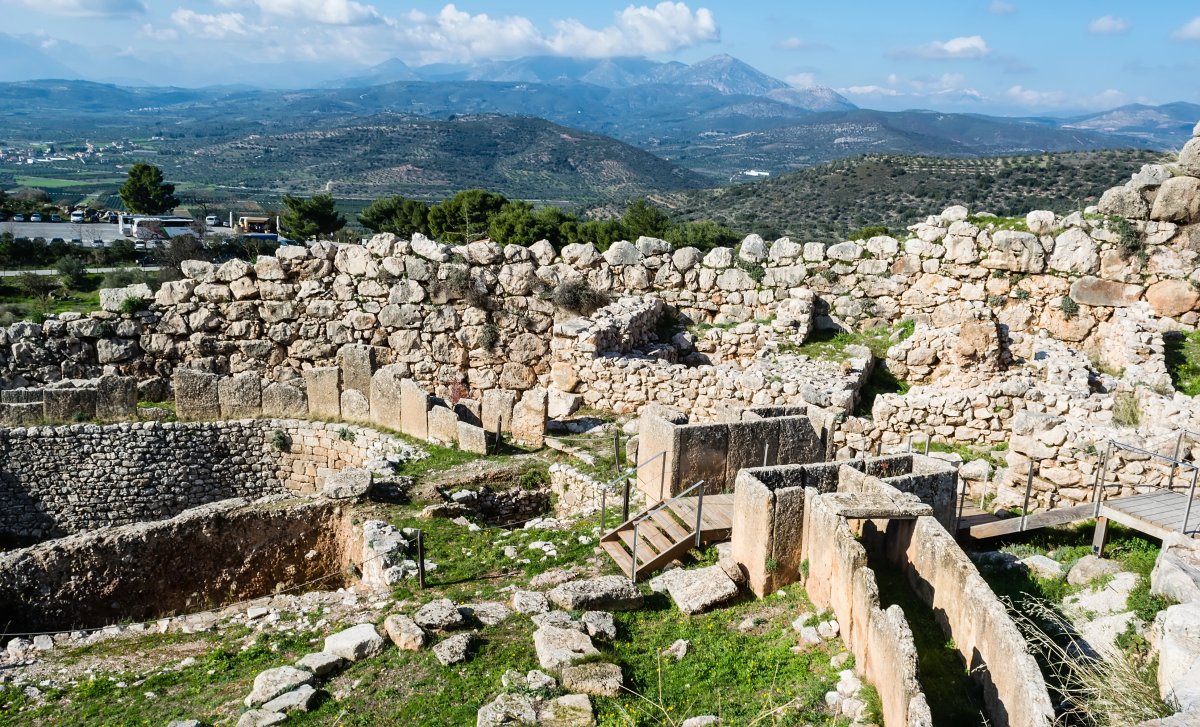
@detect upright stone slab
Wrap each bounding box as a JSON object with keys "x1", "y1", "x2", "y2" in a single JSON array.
[
  {"x1": 369, "y1": 364, "x2": 406, "y2": 432},
  {"x1": 95, "y1": 375, "x2": 137, "y2": 420},
  {"x1": 43, "y1": 387, "x2": 98, "y2": 422},
  {"x1": 173, "y1": 370, "x2": 221, "y2": 420},
  {"x1": 511, "y1": 387, "x2": 547, "y2": 448},
  {"x1": 400, "y1": 379, "x2": 430, "y2": 440},
  {"x1": 482, "y1": 389, "x2": 517, "y2": 435},
  {"x1": 455, "y1": 398, "x2": 482, "y2": 427},
  {"x1": 458, "y1": 421, "x2": 488, "y2": 455},
  {"x1": 427, "y1": 405, "x2": 459, "y2": 445},
  {"x1": 262, "y1": 382, "x2": 308, "y2": 418},
  {"x1": 337, "y1": 344, "x2": 378, "y2": 399},
  {"x1": 303, "y1": 367, "x2": 341, "y2": 419},
  {"x1": 340, "y1": 389, "x2": 370, "y2": 422},
  {"x1": 218, "y1": 372, "x2": 263, "y2": 419}
]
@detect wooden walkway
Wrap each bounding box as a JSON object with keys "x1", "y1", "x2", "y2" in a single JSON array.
[
  {"x1": 959, "y1": 490, "x2": 1200, "y2": 544},
  {"x1": 600, "y1": 494, "x2": 734, "y2": 580}
]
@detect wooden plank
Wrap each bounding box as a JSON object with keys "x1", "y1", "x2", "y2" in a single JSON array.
[
  {"x1": 1109, "y1": 496, "x2": 1186, "y2": 520},
  {"x1": 617, "y1": 528, "x2": 660, "y2": 563},
  {"x1": 650, "y1": 509, "x2": 690, "y2": 542},
  {"x1": 1099, "y1": 505, "x2": 1179, "y2": 541},
  {"x1": 964, "y1": 504, "x2": 1094, "y2": 539},
  {"x1": 601, "y1": 540, "x2": 634, "y2": 576},
  {"x1": 637, "y1": 520, "x2": 675, "y2": 554}
]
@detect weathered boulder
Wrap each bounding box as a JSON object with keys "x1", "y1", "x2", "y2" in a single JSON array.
[
  {"x1": 477, "y1": 693, "x2": 538, "y2": 727},
  {"x1": 414, "y1": 598, "x2": 467, "y2": 631},
  {"x1": 1156, "y1": 602, "x2": 1200, "y2": 710},
  {"x1": 538, "y1": 694, "x2": 595, "y2": 727},
  {"x1": 1153, "y1": 534, "x2": 1200, "y2": 604},
  {"x1": 1098, "y1": 185, "x2": 1150, "y2": 220},
  {"x1": 533, "y1": 625, "x2": 599, "y2": 672},
  {"x1": 561, "y1": 662, "x2": 624, "y2": 697},
  {"x1": 1146, "y1": 279, "x2": 1200, "y2": 318},
  {"x1": 548, "y1": 576, "x2": 644, "y2": 611},
  {"x1": 1152, "y1": 176, "x2": 1200, "y2": 224},
  {"x1": 99, "y1": 283, "x2": 153, "y2": 313},
  {"x1": 323, "y1": 624, "x2": 386, "y2": 662},
  {"x1": 1067, "y1": 555, "x2": 1122, "y2": 587},
  {"x1": 295, "y1": 651, "x2": 344, "y2": 677},
  {"x1": 512, "y1": 590, "x2": 550, "y2": 614},
  {"x1": 1025, "y1": 210, "x2": 1056, "y2": 235},
  {"x1": 981, "y1": 230, "x2": 1044, "y2": 273},
  {"x1": 323, "y1": 467, "x2": 372, "y2": 500},
  {"x1": 1180, "y1": 138, "x2": 1200, "y2": 177},
  {"x1": 1069, "y1": 277, "x2": 1144, "y2": 307},
  {"x1": 1049, "y1": 228, "x2": 1099, "y2": 274},
  {"x1": 433, "y1": 632, "x2": 476, "y2": 665},
  {"x1": 244, "y1": 666, "x2": 315, "y2": 708},
  {"x1": 383, "y1": 614, "x2": 427, "y2": 651},
  {"x1": 603, "y1": 240, "x2": 642, "y2": 266},
  {"x1": 664, "y1": 565, "x2": 741, "y2": 615},
  {"x1": 262, "y1": 684, "x2": 317, "y2": 714}
]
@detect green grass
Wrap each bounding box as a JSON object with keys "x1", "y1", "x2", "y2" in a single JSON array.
[
  {"x1": 392, "y1": 439, "x2": 484, "y2": 478},
  {"x1": 0, "y1": 629, "x2": 314, "y2": 726},
  {"x1": 0, "y1": 272, "x2": 104, "y2": 321},
  {"x1": 869, "y1": 552, "x2": 988, "y2": 725},
  {"x1": 966, "y1": 214, "x2": 1030, "y2": 232},
  {"x1": 1165, "y1": 330, "x2": 1200, "y2": 396},
  {"x1": 784, "y1": 327, "x2": 894, "y2": 362},
  {"x1": 854, "y1": 364, "x2": 910, "y2": 417}
]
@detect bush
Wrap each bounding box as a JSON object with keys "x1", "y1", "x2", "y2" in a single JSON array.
[
  {"x1": 1113, "y1": 392, "x2": 1140, "y2": 427},
  {"x1": 55, "y1": 256, "x2": 87, "y2": 290},
  {"x1": 118, "y1": 296, "x2": 147, "y2": 315},
  {"x1": 1060, "y1": 296, "x2": 1080, "y2": 319},
  {"x1": 271, "y1": 429, "x2": 291, "y2": 451},
  {"x1": 552, "y1": 278, "x2": 609, "y2": 316},
  {"x1": 1111, "y1": 215, "x2": 1144, "y2": 259},
  {"x1": 479, "y1": 323, "x2": 500, "y2": 350},
  {"x1": 734, "y1": 257, "x2": 765, "y2": 284}
]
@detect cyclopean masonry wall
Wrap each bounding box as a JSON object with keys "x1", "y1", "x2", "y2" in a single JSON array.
[{"x1": 0, "y1": 418, "x2": 422, "y2": 544}]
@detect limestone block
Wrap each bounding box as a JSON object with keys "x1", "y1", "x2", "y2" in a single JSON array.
[
  {"x1": 337, "y1": 343, "x2": 378, "y2": 399},
  {"x1": 218, "y1": 372, "x2": 263, "y2": 419},
  {"x1": 42, "y1": 387, "x2": 97, "y2": 422},
  {"x1": 1146, "y1": 279, "x2": 1200, "y2": 318},
  {"x1": 427, "y1": 405, "x2": 459, "y2": 445},
  {"x1": 303, "y1": 367, "x2": 341, "y2": 419},
  {"x1": 1180, "y1": 138, "x2": 1200, "y2": 177},
  {"x1": 98, "y1": 283, "x2": 153, "y2": 313},
  {"x1": 1048, "y1": 228, "x2": 1099, "y2": 274},
  {"x1": 340, "y1": 389, "x2": 370, "y2": 422},
  {"x1": 511, "y1": 387, "x2": 547, "y2": 448},
  {"x1": 533, "y1": 625, "x2": 599, "y2": 672},
  {"x1": 1068, "y1": 276, "x2": 1144, "y2": 307},
  {"x1": 482, "y1": 388, "x2": 517, "y2": 434},
  {"x1": 1156, "y1": 603, "x2": 1200, "y2": 710},
  {"x1": 1098, "y1": 185, "x2": 1150, "y2": 220},
  {"x1": 400, "y1": 379, "x2": 430, "y2": 440},
  {"x1": 1152, "y1": 176, "x2": 1200, "y2": 224},
  {"x1": 368, "y1": 364, "x2": 406, "y2": 432},
  {"x1": 323, "y1": 624, "x2": 386, "y2": 662},
  {"x1": 173, "y1": 370, "x2": 220, "y2": 420},
  {"x1": 458, "y1": 421, "x2": 489, "y2": 455},
  {"x1": 261, "y1": 382, "x2": 308, "y2": 418},
  {"x1": 548, "y1": 389, "x2": 582, "y2": 419},
  {"x1": 93, "y1": 375, "x2": 137, "y2": 419},
  {"x1": 1026, "y1": 210, "x2": 1056, "y2": 235},
  {"x1": 1153, "y1": 534, "x2": 1200, "y2": 604}
]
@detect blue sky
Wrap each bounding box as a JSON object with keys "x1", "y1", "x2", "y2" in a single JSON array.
[{"x1": 2, "y1": 0, "x2": 1198, "y2": 113}]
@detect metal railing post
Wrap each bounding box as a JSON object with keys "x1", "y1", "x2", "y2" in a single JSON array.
[
  {"x1": 924, "y1": 436, "x2": 931, "y2": 456},
  {"x1": 622, "y1": 476, "x2": 631, "y2": 522},
  {"x1": 1184, "y1": 468, "x2": 1199, "y2": 536},
  {"x1": 629, "y1": 521, "x2": 640, "y2": 579},
  {"x1": 659, "y1": 455, "x2": 666, "y2": 503},
  {"x1": 1020, "y1": 460, "x2": 1034, "y2": 532},
  {"x1": 416, "y1": 529, "x2": 426, "y2": 590},
  {"x1": 695, "y1": 484, "x2": 706, "y2": 547},
  {"x1": 907, "y1": 434, "x2": 913, "y2": 453},
  {"x1": 600, "y1": 488, "x2": 607, "y2": 533},
  {"x1": 955, "y1": 471, "x2": 965, "y2": 533},
  {"x1": 1170, "y1": 431, "x2": 1187, "y2": 492},
  {"x1": 1093, "y1": 441, "x2": 1112, "y2": 518}
]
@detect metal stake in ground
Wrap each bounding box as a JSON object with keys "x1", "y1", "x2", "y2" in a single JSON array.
[{"x1": 416, "y1": 529, "x2": 426, "y2": 590}]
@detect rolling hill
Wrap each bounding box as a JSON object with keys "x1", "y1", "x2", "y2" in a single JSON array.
[{"x1": 665, "y1": 148, "x2": 1167, "y2": 242}]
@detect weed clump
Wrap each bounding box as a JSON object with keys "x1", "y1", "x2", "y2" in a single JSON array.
[{"x1": 552, "y1": 278, "x2": 609, "y2": 317}]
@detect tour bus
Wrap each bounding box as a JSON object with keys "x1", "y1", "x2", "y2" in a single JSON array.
[{"x1": 126, "y1": 215, "x2": 196, "y2": 240}]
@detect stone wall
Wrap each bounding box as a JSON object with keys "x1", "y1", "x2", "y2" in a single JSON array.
[
  {"x1": 0, "y1": 418, "x2": 421, "y2": 543},
  {"x1": 0, "y1": 497, "x2": 352, "y2": 632},
  {"x1": 858, "y1": 470, "x2": 1057, "y2": 726}
]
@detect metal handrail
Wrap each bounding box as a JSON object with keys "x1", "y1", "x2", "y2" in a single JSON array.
[
  {"x1": 628, "y1": 478, "x2": 706, "y2": 579},
  {"x1": 598, "y1": 450, "x2": 666, "y2": 533}
]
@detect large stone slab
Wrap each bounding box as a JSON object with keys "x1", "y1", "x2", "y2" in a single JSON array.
[
  {"x1": 244, "y1": 666, "x2": 314, "y2": 708},
  {"x1": 369, "y1": 364, "x2": 406, "y2": 431},
  {"x1": 383, "y1": 614, "x2": 427, "y2": 650},
  {"x1": 533, "y1": 625, "x2": 599, "y2": 672},
  {"x1": 218, "y1": 372, "x2": 262, "y2": 419},
  {"x1": 482, "y1": 388, "x2": 517, "y2": 434},
  {"x1": 400, "y1": 379, "x2": 430, "y2": 440},
  {"x1": 548, "y1": 576, "x2": 644, "y2": 612},
  {"x1": 303, "y1": 366, "x2": 340, "y2": 419},
  {"x1": 560, "y1": 662, "x2": 623, "y2": 697},
  {"x1": 1153, "y1": 534, "x2": 1200, "y2": 604},
  {"x1": 511, "y1": 387, "x2": 547, "y2": 448},
  {"x1": 173, "y1": 369, "x2": 220, "y2": 420},
  {"x1": 95, "y1": 374, "x2": 137, "y2": 419},
  {"x1": 340, "y1": 389, "x2": 370, "y2": 422},
  {"x1": 664, "y1": 565, "x2": 741, "y2": 615},
  {"x1": 261, "y1": 382, "x2": 308, "y2": 418},
  {"x1": 1068, "y1": 276, "x2": 1144, "y2": 308},
  {"x1": 1157, "y1": 602, "x2": 1200, "y2": 710},
  {"x1": 538, "y1": 694, "x2": 594, "y2": 727},
  {"x1": 458, "y1": 421, "x2": 489, "y2": 455},
  {"x1": 427, "y1": 405, "x2": 460, "y2": 445},
  {"x1": 323, "y1": 624, "x2": 386, "y2": 662},
  {"x1": 337, "y1": 343, "x2": 378, "y2": 399}
]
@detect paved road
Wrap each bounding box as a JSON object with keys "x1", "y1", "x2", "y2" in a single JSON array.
[
  {"x1": 0, "y1": 266, "x2": 162, "y2": 277},
  {"x1": 0, "y1": 221, "x2": 236, "y2": 243}
]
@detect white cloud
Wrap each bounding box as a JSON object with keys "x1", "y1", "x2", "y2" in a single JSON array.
[
  {"x1": 785, "y1": 72, "x2": 815, "y2": 86},
  {"x1": 1089, "y1": 15, "x2": 1129, "y2": 34},
  {"x1": 398, "y1": 5, "x2": 545, "y2": 62},
  {"x1": 1173, "y1": 17, "x2": 1200, "y2": 41},
  {"x1": 894, "y1": 35, "x2": 990, "y2": 59},
  {"x1": 547, "y1": 2, "x2": 718, "y2": 57},
  {"x1": 140, "y1": 22, "x2": 179, "y2": 41},
  {"x1": 19, "y1": 0, "x2": 145, "y2": 18},
  {"x1": 988, "y1": 1, "x2": 1016, "y2": 14},
  {"x1": 776, "y1": 36, "x2": 831, "y2": 51},
  {"x1": 255, "y1": 0, "x2": 382, "y2": 26},
  {"x1": 838, "y1": 73, "x2": 983, "y2": 102},
  {"x1": 171, "y1": 9, "x2": 251, "y2": 38},
  {"x1": 838, "y1": 85, "x2": 901, "y2": 97},
  {"x1": 1007, "y1": 85, "x2": 1127, "y2": 108}
]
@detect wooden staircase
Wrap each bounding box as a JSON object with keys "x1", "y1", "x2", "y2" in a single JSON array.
[{"x1": 600, "y1": 493, "x2": 735, "y2": 580}]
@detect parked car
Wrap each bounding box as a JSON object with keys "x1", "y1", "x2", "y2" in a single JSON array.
[
  {"x1": 30, "y1": 213, "x2": 42, "y2": 222},
  {"x1": 50, "y1": 214, "x2": 63, "y2": 223},
  {"x1": 70, "y1": 211, "x2": 85, "y2": 223},
  {"x1": 205, "y1": 215, "x2": 219, "y2": 227},
  {"x1": 13, "y1": 214, "x2": 25, "y2": 222}
]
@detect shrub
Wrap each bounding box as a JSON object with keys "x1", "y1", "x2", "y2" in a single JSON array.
[
  {"x1": 338, "y1": 426, "x2": 353, "y2": 441},
  {"x1": 271, "y1": 429, "x2": 291, "y2": 451},
  {"x1": 1111, "y1": 215, "x2": 1144, "y2": 259},
  {"x1": 734, "y1": 257, "x2": 765, "y2": 284},
  {"x1": 987, "y1": 294, "x2": 1007, "y2": 307},
  {"x1": 1013, "y1": 287, "x2": 1031, "y2": 301},
  {"x1": 119, "y1": 296, "x2": 147, "y2": 315},
  {"x1": 552, "y1": 278, "x2": 610, "y2": 316},
  {"x1": 1113, "y1": 392, "x2": 1140, "y2": 427},
  {"x1": 479, "y1": 323, "x2": 500, "y2": 350},
  {"x1": 1060, "y1": 296, "x2": 1080, "y2": 319},
  {"x1": 848, "y1": 225, "x2": 889, "y2": 241}
]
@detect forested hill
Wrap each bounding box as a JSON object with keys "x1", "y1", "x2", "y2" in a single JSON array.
[{"x1": 663, "y1": 149, "x2": 1167, "y2": 242}]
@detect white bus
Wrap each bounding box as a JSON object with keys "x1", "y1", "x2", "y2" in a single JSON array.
[{"x1": 126, "y1": 216, "x2": 196, "y2": 240}]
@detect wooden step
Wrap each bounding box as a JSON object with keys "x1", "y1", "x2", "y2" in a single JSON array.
[
  {"x1": 650, "y1": 508, "x2": 691, "y2": 542},
  {"x1": 616, "y1": 529, "x2": 658, "y2": 565},
  {"x1": 601, "y1": 540, "x2": 635, "y2": 576},
  {"x1": 634, "y1": 519, "x2": 676, "y2": 554}
]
